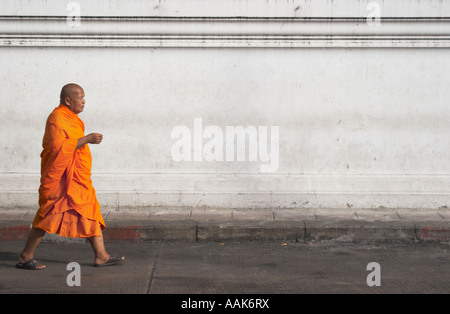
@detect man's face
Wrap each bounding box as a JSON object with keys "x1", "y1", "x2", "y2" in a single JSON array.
[{"x1": 65, "y1": 88, "x2": 86, "y2": 114}]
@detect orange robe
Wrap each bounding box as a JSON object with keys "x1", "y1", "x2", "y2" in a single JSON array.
[{"x1": 32, "y1": 104, "x2": 105, "y2": 238}]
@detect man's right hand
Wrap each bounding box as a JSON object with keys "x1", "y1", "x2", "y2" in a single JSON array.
[
  {"x1": 77, "y1": 133, "x2": 103, "y2": 150},
  {"x1": 87, "y1": 133, "x2": 103, "y2": 144}
]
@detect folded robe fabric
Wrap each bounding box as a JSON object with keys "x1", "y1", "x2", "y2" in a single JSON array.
[{"x1": 32, "y1": 104, "x2": 105, "y2": 238}]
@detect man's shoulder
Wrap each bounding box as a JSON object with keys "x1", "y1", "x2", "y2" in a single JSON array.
[
  {"x1": 46, "y1": 106, "x2": 84, "y2": 132},
  {"x1": 47, "y1": 107, "x2": 63, "y2": 122},
  {"x1": 47, "y1": 106, "x2": 72, "y2": 121}
]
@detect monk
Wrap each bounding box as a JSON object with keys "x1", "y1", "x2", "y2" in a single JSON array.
[{"x1": 16, "y1": 83, "x2": 124, "y2": 270}]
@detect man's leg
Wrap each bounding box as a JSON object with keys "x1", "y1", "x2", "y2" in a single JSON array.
[
  {"x1": 87, "y1": 231, "x2": 111, "y2": 265},
  {"x1": 19, "y1": 227, "x2": 46, "y2": 269},
  {"x1": 87, "y1": 231, "x2": 125, "y2": 266}
]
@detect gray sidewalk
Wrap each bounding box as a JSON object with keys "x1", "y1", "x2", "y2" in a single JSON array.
[
  {"x1": 1, "y1": 240, "x2": 449, "y2": 294},
  {"x1": 1, "y1": 208, "x2": 449, "y2": 243}
]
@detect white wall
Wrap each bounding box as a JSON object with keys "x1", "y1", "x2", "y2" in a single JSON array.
[{"x1": 0, "y1": 0, "x2": 449, "y2": 211}]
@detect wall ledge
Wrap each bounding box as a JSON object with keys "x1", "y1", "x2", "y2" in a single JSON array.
[{"x1": 1, "y1": 16, "x2": 450, "y2": 48}]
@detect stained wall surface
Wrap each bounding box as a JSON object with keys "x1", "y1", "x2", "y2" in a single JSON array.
[{"x1": 0, "y1": 0, "x2": 449, "y2": 210}]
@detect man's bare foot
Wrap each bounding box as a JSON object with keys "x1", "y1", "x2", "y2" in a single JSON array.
[
  {"x1": 94, "y1": 253, "x2": 110, "y2": 265},
  {"x1": 93, "y1": 254, "x2": 125, "y2": 267}
]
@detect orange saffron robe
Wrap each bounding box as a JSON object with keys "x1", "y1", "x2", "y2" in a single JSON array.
[{"x1": 32, "y1": 104, "x2": 105, "y2": 238}]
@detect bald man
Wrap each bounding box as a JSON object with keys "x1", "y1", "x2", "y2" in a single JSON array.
[{"x1": 16, "y1": 83, "x2": 124, "y2": 270}]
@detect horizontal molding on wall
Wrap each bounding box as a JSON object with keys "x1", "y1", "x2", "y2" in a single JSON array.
[
  {"x1": 1, "y1": 16, "x2": 450, "y2": 48},
  {"x1": 1, "y1": 172, "x2": 449, "y2": 209}
]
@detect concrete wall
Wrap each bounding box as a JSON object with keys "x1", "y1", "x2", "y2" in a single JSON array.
[{"x1": 0, "y1": 0, "x2": 449, "y2": 211}]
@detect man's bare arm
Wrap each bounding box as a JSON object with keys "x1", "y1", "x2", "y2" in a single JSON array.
[{"x1": 76, "y1": 133, "x2": 103, "y2": 149}]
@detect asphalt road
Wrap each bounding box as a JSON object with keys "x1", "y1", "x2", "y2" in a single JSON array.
[{"x1": 0, "y1": 240, "x2": 449, "y2": 295}]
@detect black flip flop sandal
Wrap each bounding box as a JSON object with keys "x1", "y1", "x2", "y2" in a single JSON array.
[
  {"x1": 94, "y1": 255, "x2": 125, "y2": 267},
  {"x1": 16, "y1": 258, "x2": 46, "y2": 270}
]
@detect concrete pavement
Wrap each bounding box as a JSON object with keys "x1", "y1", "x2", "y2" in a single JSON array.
[
  {"x1": 0, "y1": 241, "x2": 449, "y2": 294},
  {"x1": 1, "y1": 209, "x2": 449, "y2": 296},
  {"x1": 0, "y1": 208, "x2": 449, "y2": 243}
]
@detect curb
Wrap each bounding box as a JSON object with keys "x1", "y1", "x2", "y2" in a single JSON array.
[{"x1": 1, "y1": 218, "x2": 449, "y2": 244}]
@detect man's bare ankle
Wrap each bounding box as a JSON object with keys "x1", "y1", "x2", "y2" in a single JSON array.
[{"x1": 19, "y1": 252, "x2": 33, "y2": 262}]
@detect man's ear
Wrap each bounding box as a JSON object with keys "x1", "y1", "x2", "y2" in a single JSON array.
[{"x1": 63, "y1": 97, "x2": 71, "y2": 106}]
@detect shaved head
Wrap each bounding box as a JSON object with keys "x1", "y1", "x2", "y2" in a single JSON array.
[
  {"x1": 60, "y1": 83, "x2": 83, "y2": 104},
  {"x1": 60, "y1": 83, "x2": 86, "y2": 114}
]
